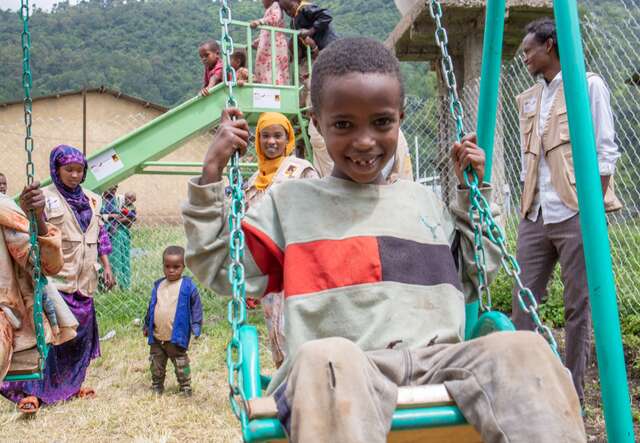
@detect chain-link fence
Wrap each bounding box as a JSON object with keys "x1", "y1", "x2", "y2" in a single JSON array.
[
  {"x1": 407, "y1": 0, "x2": 640, "y2": 315},
  {"x1": 2, "y1": 0, "x2": 640, "y2": 322}
]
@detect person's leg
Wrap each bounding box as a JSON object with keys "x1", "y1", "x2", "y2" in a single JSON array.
[
  {"x1": 550, "y1": 214, "x2": 591, "y2": 402},
  {"x1": 512, "y1": 214, "x2": 558, "y2": 329},
  {"x1": 273, "y1": 337, "x2": 398, "y2": 443},
  {"x1": 165, "y1": 343, "x2": 192, "y2": 396},
  {"x1": 149, "y1": 343, "x2": 168, "y2": 394},
  {"x1": 408, "y1": 332, "x2": 585, "y2": 443}
]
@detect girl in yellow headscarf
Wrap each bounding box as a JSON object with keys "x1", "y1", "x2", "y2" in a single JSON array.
[
  {"x1": 245, "y1": 112, "x2": 317, "y2": 207},
  {"x1": 245, "y1": 112, "x2": 317, "y2": 367}
]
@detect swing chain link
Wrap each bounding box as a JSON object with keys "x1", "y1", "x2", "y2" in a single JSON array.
[
  {"x1": 20, "y1": 0, "x2": 48, "y2": 370},
  {"x1": 219, "y1": 0, "x2": 249, "y2": 423},
  {"x1": 428, "y1": 0, "x2": 558, "y2": 354}
]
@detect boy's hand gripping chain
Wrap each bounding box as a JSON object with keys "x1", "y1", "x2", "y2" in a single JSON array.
[
  {"x1": 20, "y1": 0, "x2": 48, "y2": 371},
  {"x1": 428, "y1": 0, "x2": 558, "y2": 354},
  {"x1": 219, "y1": 0, "x2": 250, "y2": 425}
]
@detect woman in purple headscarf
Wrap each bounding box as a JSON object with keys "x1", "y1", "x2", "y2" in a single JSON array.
[{"x1": 1, "y1": 145, "x2": 115, "y2": 413}]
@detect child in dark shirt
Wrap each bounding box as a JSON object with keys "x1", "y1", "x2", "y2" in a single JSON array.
[{"x1": 279, "y1": 0, "x2": 338, "y2": 51}]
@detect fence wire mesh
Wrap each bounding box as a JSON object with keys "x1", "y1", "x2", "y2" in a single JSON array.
[
  {"x1": 409, "y1": 0, "x2": 640, "y2": 316},
  {"x1": 1, "y1": 0, "x2": 639, "y2": 323}
]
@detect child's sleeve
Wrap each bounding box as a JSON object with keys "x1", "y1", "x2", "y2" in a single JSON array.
[
  {"x1": 443, "y1": 186, "x2": 502, "y2": 303},
  {"x1": 190, "y1": 286, "x2": 203, "y2": 337},
  {"x1": 303, "y1": 5, "x2": 333, "y2": 34},
  {"x1": 182, "y1": 178, "x2": 285, "y2": 299}
]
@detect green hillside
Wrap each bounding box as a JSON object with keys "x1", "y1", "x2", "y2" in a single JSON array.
[{"x1": 0, "y1": 0, "x2": 432, "y2": 106}]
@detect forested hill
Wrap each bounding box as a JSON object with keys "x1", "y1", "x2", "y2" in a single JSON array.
[{"x1": 0, "y1": 0, "x2": 430, "y2": 107}]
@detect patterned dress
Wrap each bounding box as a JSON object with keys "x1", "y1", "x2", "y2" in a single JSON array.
[{"x1": 254, "y1": 2, "x2": 290, "y2": 85}]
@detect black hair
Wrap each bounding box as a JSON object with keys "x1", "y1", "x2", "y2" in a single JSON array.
[
  {"x1": 0, "y1": 172, "x2": 5, "y2": 178},
  {"x1": 525, "y1": 17, "x2": 559, "y2": 57},
  {"x1": 231, "y1": 49, "x2": 247, "y2": 68},
  {"x1": 163, "y1": 245, "x2": 185, "y2": 261},
  {"x1": 310, "y1": 37, "x2": 405, "y2": 113},
  {"x1": 200, "y1": 39, "x2": 220, "y2": 53}
]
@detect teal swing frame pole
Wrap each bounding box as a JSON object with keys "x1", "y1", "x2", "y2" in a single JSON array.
[
  {"x1": 554, "y1": 2, "x2": 635, "y2": 441},
  {"x1": 465, "y1": 0, "x2": 506, "y2": 339}
]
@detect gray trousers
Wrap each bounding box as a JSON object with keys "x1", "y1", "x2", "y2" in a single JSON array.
[
  {"x1": 274, "y1": 333, "x2": 585, "y2": 443},
  {"x1": 149, "y1": 341, "x2": 191, "y2": 391},
  {"x1": 513, "y1": 212, "x2": 591, "y2": 401}
]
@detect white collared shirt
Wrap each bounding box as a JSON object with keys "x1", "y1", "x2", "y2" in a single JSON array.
[{"x1": 522, "y1": 71, "x2": 620, "y2": 224}]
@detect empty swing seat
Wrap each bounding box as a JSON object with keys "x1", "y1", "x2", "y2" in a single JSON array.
[{"x1": 6, "y1": 347, "x2": 41, "y2": 377}]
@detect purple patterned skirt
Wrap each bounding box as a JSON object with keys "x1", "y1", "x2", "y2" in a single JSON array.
[{"x1": 1, "y1": 291, "x2": 100, "y2": 405}]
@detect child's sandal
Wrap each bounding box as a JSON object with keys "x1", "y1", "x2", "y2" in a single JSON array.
[{"x1": 76, "y1": 387, "x2": 96, "y2": 399}]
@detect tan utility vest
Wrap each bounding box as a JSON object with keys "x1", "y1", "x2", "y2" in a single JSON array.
[
  {"x1": 43, "y1": 185, "x2": 103, "y2": 296},
  {"x1": 517, "y1": 74, "x2": 622, "y2": 217}
]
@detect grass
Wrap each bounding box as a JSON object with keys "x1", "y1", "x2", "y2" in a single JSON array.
[
  {"x1": 3, "y1": 219, "x2": 640, "y2": 441},
  {"x1": 1, "y1": 306, "x2": 275, "y2": 443}
]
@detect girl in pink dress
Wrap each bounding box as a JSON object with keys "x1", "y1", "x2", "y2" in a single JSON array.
[{"x1": 250, "y1": 0, "x2": 290, "y2": 85}]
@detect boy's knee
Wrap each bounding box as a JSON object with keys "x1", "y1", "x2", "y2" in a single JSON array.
[
  {"x1": 295, "y1": 337, "x2": 362, "y2": 367},
  {"x1": 483, "y1": 331, "x2": 557, "y2": 367}
]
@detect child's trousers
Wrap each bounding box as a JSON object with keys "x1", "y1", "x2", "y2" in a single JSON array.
[
  {"x1": 273, "y1": 331, "x2": 585, "y2": 443},
  {"x1": 149, "y1": 341, "x2": 191, "y2": 392}
]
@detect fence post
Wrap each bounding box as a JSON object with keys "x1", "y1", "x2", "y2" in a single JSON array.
[{"x1": 554, "y1": 2, "x2": 635, "y2": 442}]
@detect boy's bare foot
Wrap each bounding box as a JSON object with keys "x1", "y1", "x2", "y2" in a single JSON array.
[{"x1": 17, "y1": 396, "x2": 40, "y2": 414}]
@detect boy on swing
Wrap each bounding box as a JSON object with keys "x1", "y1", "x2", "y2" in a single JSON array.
[{"x1": 183, "y1": 38, "x2": 585, "y2": 442}]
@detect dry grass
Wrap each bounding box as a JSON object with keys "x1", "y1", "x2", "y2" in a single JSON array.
[{"x1": 0, "y1": 319, "x2": 267, "y2": 443}]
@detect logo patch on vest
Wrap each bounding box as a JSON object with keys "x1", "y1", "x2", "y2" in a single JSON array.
[{"x1": 524, "y1": 97, "x2": 537, "y2": 114}]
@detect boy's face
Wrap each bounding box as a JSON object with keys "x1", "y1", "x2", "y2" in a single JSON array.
[
  {"x1": 312, "y1": 72, "x2": 404, "y2": 184},
  {"x1": 163, "y1": 254, "x2": 185, "y2": 281},
  {"x1": 199, "y1": 45, "x2": 219, "y2": 68},
  {"x1": 0, "y1": 175, "x2": 6, "y2": 194}
]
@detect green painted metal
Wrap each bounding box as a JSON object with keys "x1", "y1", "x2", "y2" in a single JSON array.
[
  {"x1": 470, "y1": 311, "x2": 515, "y2": 339},
  {"x1": 240, "y1": 326, "x2": 262, "y2": 400},
  {"x1": 4, "y1": 372, "x2": 44, "y2": 382},
  {"x1": 465, "y1": 0, "x2": 506, "y2": 342},
  {"x1": 37, "y1": 83, "x2": 302, "y2": 193},
  {"x1": 476, "y1": 0, "x2": 505, "y2": 182},
  {"x1": 554, "y1": 2, "x2": 635, "y2": 442}
]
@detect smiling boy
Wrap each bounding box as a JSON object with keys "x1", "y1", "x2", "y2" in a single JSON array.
[{"x1": 183, "y1": 37, "x2": 585, "y2": 442}]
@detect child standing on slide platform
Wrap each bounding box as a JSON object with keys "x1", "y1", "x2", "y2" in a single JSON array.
[{"x1": 182, "y1": 38, "x2": 585, "y2": 442}]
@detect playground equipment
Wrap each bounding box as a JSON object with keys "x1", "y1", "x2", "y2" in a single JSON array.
[
  {"x1": 217, "y1": 0, "x2": 635, "y2": 442},
  {"x1": 4, "y1": 0, "x2": 49, "y2": 382}
]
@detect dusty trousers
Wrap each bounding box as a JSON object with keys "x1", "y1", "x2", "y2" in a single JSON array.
[{"x1": 273, "y1": 332, "x2": 586, "y2": 443}]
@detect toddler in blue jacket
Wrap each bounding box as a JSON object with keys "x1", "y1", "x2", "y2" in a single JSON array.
[{"x1": 143, "y1": 245, "x2": 203, "y2": 396}]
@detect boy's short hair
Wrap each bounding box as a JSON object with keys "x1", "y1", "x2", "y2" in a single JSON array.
[
  {"x1": 163, "y1": 245, "x2": 185, "y2": 261},
  {"x1": 231, "y1": 49, "x2": 247, "y2": 68},
  {"x1": 200, "y1": 39, "x2": 220, "y2": 53},
  {"x1": 525, "y1": 17, "x2": 559, "y2": 57},
  {"x1": 310, "y1": 37, "x2": 405, "y2": 113},
  {"x1": 125, "y1": 191, "x2": 136, "y2": 201}
]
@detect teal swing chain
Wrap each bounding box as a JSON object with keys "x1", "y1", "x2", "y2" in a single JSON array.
[
  {"x1": 428, "y1": 0, "x2": 558, "y2": 353},
  {"x1": 219, "y1": 0, "x2": 250, "y2": 425},
  {"x1": 20, "y1": 0, "x2": 48, "y2": 372}
]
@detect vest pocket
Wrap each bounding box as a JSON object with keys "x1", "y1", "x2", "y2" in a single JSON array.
[
  {"x1": 558, "y1": 111, "x2": 571, "y2": 142},
  {"x1": 520, "y1": 116, "x2": 536, "y2": 153}
]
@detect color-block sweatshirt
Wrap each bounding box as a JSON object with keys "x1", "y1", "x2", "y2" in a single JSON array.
[{"x1": 182, "y1": 176, "x2": 501, "y2": 389}]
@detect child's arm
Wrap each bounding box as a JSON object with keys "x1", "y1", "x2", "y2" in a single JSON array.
[
  {"x1": 190, "y1": 286, "x2": 203, "y2": 338},
  {"x1": 446, "y1": 134, "x2": 502, "y2": 301},
  {"x1": 182, "y1": 108, "x2": 285, "y2": 299},
  {"x1": 143, "y1": 296, "x2": 151, "y2": 337}
]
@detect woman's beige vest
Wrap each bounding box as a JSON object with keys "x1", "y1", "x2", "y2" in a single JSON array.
[
  {"x1": 517, "y1": 75, "x2": 622, "y2": 217},
  {"x1": 43, "y1": 185, "x2": 103, "y2": 296},
  {"x1": 246, "y1": 156, "x2": 318, "y2": 207}
]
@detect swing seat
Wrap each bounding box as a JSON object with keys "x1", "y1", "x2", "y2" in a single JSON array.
[
  {"x1": 236, "y1": 311, "x2": 515, "y2": 443},
  {"x1": 5, "y1": 347, "x2": 41, "y2": 379}
]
